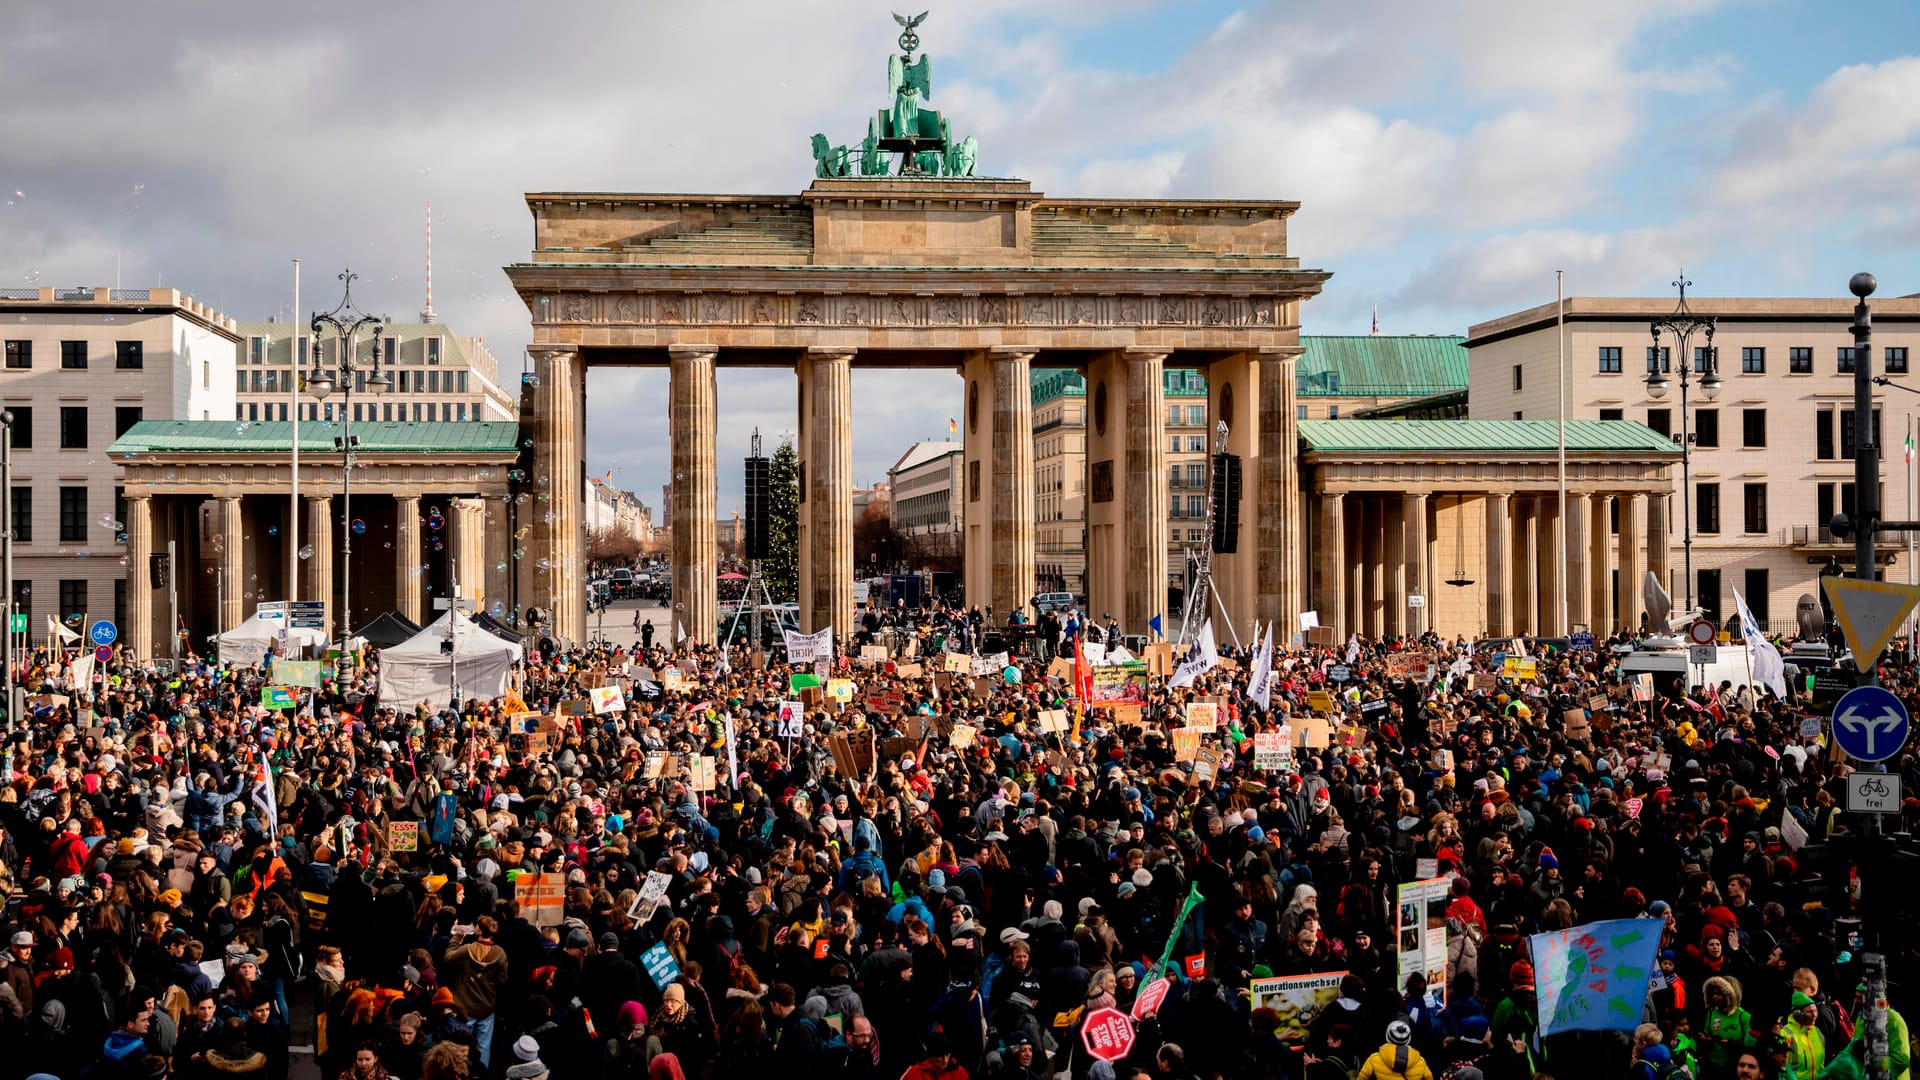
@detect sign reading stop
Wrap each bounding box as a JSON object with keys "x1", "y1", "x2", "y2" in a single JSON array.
[
  {"x1": 1081, "y1": 1006, "x2": 1135, "y2": 1062},
  {"x1": 1131, "y1": 975, "x2": 1171, "y2": 1021}
]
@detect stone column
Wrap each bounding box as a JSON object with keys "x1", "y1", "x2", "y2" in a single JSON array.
[
  {"x1": 1123, "y1": 349, "x2": 1169, "y2": 634},
  {"x1": 1589, "y1": 494, "x2": 1612, "y2": 634},
  {"x1": 1384, "y1": 496, "x2": 1406, "y2": 639},
  {"x1": 1403, "y1": 492, "x2": 1428, "y2": 637},
  {"x1": 304, "y1": 494, "x2": 334, "y2": 639},
  {"x1": 451, "y1": 499, "x2": 486, "y2": 602},
  {"x1": 1348, "y1": 501, "x2": 1366, "y2": 639},
  {"x1": 1485, "y1": 492, "x2": 1511, "y2": 637},
  {"x1": 1317, "y1": 492, "x2": 1344, "y2": 635},
  {"x1": 668, "y1": 346, "x2": 718, "y2": 646},
  {"x1": 798, "y1": 347, "x2": 854, "y2": 639},
  {"x1": 1536, "y1": 495, "x2": 1561, "y2": 636},
  {"x1": 1647, "y1": 492, "x2": 1671, "y2": 607},
  {"x1": 530, "y1": 347, "x2": 585, "y2": 642},
  {"x1": 1619, "y1": 492, "x2": 1646, "y2": 633},
  {"x1": 218, "y1": 496, "x2": 244, "y2": 633},
  {"x1": 482, "y1": 496, "x2": 512, "y2": 617},
  {"x1": 395, "y1": 495, "x2": 422, "y2": 625},
  {"x1": 1565, "y1": 492, "x2": 1590, "y2": 632},
  {"x1": 126, "y1": 495, "x2": 153, "y2": 660},
  {"x1": 992, "y1": 349, "x2": 1037, "y2": 619},
  {"x1": 1512, "y1": 497, "x2": 1536, "y2": 636}
]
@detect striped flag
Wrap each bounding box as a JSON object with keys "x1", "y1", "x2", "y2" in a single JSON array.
[
  {"x1": 251, "y1": 751, "x2": 278, "y2": 835},
  {"x1": 948, "y1": 418, "x2": 958, "y2": 435}
]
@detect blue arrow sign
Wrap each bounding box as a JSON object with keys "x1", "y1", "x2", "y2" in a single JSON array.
[
  {"x1": 1831, "y1": 684, "x2": 1910, "y2": 763},
  {"x1": 88, "y1": 620, "x2": 117, "y2": 647}
]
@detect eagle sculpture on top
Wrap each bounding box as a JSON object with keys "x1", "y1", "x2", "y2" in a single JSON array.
[{"x1": 894, "y1": 10, "x2": 929, "y2": 30}]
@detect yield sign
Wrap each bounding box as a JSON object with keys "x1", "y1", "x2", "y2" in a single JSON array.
[
  {"x1": 1131, "y1": 975, "x2": 1171, "y2": 1021},
  {"x1": 1081, "y1": 1006, "x2": 1135, "y2": 1062},
  {"x1": 1820, "y1": 576, "x2": 1920, "y2": 670}
]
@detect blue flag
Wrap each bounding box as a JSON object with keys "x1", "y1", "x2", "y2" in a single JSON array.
[
  {"x1": 1531, "y1": 918, "x2": 1662, "y2": 1037},
  {"x1": 1148, "y1": 613, "x2": 1163, "y2": 638}
]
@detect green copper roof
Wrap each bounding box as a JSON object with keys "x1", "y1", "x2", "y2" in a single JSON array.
[
  {"x1": 1299, "y1": 419, "x2": 1682, "y2": 454},
  {"x1": 1297, "y1": 335, "x2": 1468, "y2": 397},
  {"x1": 108, "y1": 420, "x2": 523, "y2": 455}
]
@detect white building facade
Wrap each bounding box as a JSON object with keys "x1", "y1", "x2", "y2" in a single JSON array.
[{"x1": 234, "y1": 320, "x2": 515, "y2": 426}]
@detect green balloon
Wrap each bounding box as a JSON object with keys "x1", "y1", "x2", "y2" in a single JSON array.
[{"x1": 1003, "y1": 666, "x2": 1022, "y2": 684}]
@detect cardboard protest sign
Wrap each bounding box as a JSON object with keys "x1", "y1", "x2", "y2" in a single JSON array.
[
  {"x1": 643, "y1": 753, "x2": 669, "y2": 779},
  {"x1": 1294, "y1": 715, "x2": 1332, "y2": 749},
  {"x1": 1171, "y1": 729, "x2": 1203, "y2": 761},
  {"x1": 517, "y1": 872, "x2": 565, "y2": 926},
  {"x1": 949, "y1": 723, "x2": 978, "y2": 749},
  {"x1": 1249, "y1": 972, "x2": 1345, "y2": 1040},
  {"x1": 859, "y1": 645, "x2": 889, "y2": 666},
  {"x1": 1037, "y1": 709, "x2": 1070, "y2": 734},
  {"x1": 1471, "y1": 673, "x2": 1499, "y2": 692},
  {"x1": 1184, "y1": 701, "x2": 1220, "y2": 729},
  {"x1": 687, "y1": 755, "x2": 717, "y2": 791},
  {"x1": 1386, "y1": 652, "x2": 1434, "y2": 681},
  {"x1": 1563, "y1": 708, "x2": 1591, "y2": 739},
  {"x1": 661, "y1": 668, "x2": 688, "y2": 693},
  {"x1": 1111, "y1": 704, "x2": 1145, "y2": 728},
  {"x1": 1254, "y1": 731, "x2": 1290, "y2": 770},
  {"x1": 590, "y1": 685, "x2": 627, "y2": 715},
  {"x1": 945, "y1": 652, "x2": 972, "y2": 673},
  {"x1": 1047, "y1": 657, "x2": 1074, "y2": 682},
  {"x1": 1193, "y1": 746, "x2": 1222, "y2": 782},
  {"x1": 1503, "y1": 656, "x2": 1538, "y2": 680},
  {"x1": 1306, "y1": 690, "x2": 1335, "y2": 713},
  {"x1": 388, "y1": 820, "x2": 419, "y2": 852},
  {"x1": 826, "y1": 678, "x2": 857, "y2": 702},
  {"x1": 894, "y1": 663, "x2": 923, "y2": 678}
]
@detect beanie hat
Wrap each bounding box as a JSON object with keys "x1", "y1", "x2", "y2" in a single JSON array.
[
  {"x1": 1538, "y1": 847, "x2": 1559, "y2": 872},
  {"x1": 1510, "y1": 961, "x2": 1535, "y2": 987},
  {"x1": 1387, "y1": 1019, "x2": 1412, "y2": 1046},
  {"x1": 1792, "y1": 991, "x2": 1815, "y2": 1010},
  {"x1": 513, "y1": 1035, "x2": 542, "y2": 1062}
]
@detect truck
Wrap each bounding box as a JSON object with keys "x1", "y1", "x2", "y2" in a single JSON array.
[
  {"x1": 1617, "y1": 640, "x2": 1760, "y2": 698},
  {"x1": 886, "y1": 574, "x2": 924, "y2": 611}
]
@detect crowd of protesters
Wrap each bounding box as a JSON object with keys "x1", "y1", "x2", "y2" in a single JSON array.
[{"x1": 0, "y1": 599, "x2": 1916, "y2": 1080}]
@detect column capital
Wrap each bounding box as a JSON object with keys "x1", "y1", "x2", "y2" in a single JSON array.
[
  {"x1": 527, "y1": 345, "x2": 577, "y2": 362},
  {"x1": 668, "y1": 344, "x2": 721, "y2": 362},
  {"x1": 985, "y1": 346, "x2": 1038, "y2": 362},
  {"x1": 802, "y1": 346, "x2": 856, "y2": 362},
  {"x1": 124, "y1": 492, "x2": 151, "y2": 503},
  {"x1": 1119, "y1": 346, "x2": 1172, "y2": 363}
]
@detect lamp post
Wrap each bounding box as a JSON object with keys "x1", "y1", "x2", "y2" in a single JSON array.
[
  {"x1": 1646, "y1": 277, "x2": 1720, "y2": 614},
  {"x1": 307, "y1": 270, "x2": 390, "y2": 641}
]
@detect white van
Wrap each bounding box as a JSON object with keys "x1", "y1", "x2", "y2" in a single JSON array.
[{"x1": 1618, "y1": 641, "x2": 1758, "y2": 698}]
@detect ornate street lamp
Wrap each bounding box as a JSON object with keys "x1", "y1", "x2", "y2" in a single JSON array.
[
  {"x1": 307, "y1": 269, "x2": 390, "y2": 640},
  {"x1": 1648, "y1": 277, "x2": 1718, "y2": 614}
]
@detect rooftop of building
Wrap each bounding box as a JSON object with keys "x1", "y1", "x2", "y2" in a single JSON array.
[
  {"x1": 1467, "y1": 293, "x2": 1920, "y2": 346},
  {"x1": 889, "y1": 439, "x2": 963, "y2": 474},
  {"x1": 1298, "y1": 418, "x2": 1682, "y2": 455},
  {"x1": 236, "y1": 318, "x2": 501, "y2": 378},
  {"x1": 1297, "y1": 335, "x2": 1468, "y2": 398},
  {"x1": 107, "y1": 420, "x2": 522, "y2": 456},
  {"x1": 0, "y1": 286, "x2": 240, "y2": 337}
]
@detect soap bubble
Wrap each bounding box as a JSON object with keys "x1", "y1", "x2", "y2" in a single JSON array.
[
  {"x1": 522, "y1": 373, "x2": 540, "y2": 388},
  {"x1": 350, "y1": 518, "x2": 366, "y2": 535},
  {"x1": 115, "y1": 532, "x2": 128, "y2": 543},
  {"x1": 536, "y1": 558, "x2": 551, "y2": 570},
  {"x1": 74, "y1": 549, "x2": 91, "y2": 559},
  {"x1": 427, "y1": 512, "x2": 444, "y2": 531},
  {"x1": 495, "y1": 561, "x2": 508, "y2": 573},
  {"x1": 512, "y1": 547, "x2": 525, "y2": 560},
  {"x1": 431, "y1": 541, "x2": 444, "y2": 553},
  {"x1": 267, "y1": 525, "x2": 279, "y2": 536},
  {"x1": 98, "y1": 514, "x2": 117, "y2": 529},
  {"x1": 298, "y1": 544, "x2": 314, "y2": 560}
]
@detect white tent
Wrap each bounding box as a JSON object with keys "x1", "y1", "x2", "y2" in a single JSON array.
[
  {"x1": 217, "y1": 615, "x2": 326, "y2": 669},
  {"x1": 377, "y1": 609, "x2": 523, "y2": 710}
]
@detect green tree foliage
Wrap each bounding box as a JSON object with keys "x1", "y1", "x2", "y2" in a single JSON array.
[{"x1": 766, "y1": 437, "x2": 801, "y2": 601}]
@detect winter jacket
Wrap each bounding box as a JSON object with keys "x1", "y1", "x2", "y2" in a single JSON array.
[{"x1": 1358, "y1": 1042, "x2": 1434, "y2": 1080}]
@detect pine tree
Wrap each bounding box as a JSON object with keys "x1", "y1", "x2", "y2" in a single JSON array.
[{"x1": 766, "y1": 437, "x2": 801, "y2": 601}]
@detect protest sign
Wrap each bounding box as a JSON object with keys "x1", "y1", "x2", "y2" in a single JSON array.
[
  {"x1": 1503, "y1": 656, "x2": 1538, "y2": 680},
  {"x1": 388, "y1": 820, "x2": 419, "y2": 852},
  {"x1": 1091, "y1": 665, "x2": 1149, "y2": 703},
  {"x1": 628, "y1": 869, "x2": 674, "y2": 921},
  {"x1": 826, "y1": 678, "x2": 857, "y2": 703},
  {"x1": 1254, "y1": 731, "x2": 1290, "y2": 770},
  {"x1": 1037, "y1": 709, "x2": 1069, "y2": 733},
  {"x1": 590, "y1": 685, "x2": 627, "y2": 715},
  {"x1": 945, "y1": 652, "x2": 972, "y2": 673},
  {"x1": 1385, "y1": 651, "x2": 1434, "y2": 681},
  {"x1": 641, "y1": 942, "x2": 681, "y2": 988},
  {"x1": 1305, "y1": 690, "x2": 1335, "y2": 713},
  {"x1": 261, "y1": 686, "x2": 297, "y2": 711},
  {"x1": 1171, "y1": 729, "x2": 1203, "y2": 761},
  {"x1": 1396, "y1": 877, "x2": 1453, "y2": 1005},
  {"x1": 1531, "y1": 918, "x2": 1662, "y2": 1037},
  {"x1": 949, "y1": 723, "x2": 978, "y2": 749},
  {"x1": 274, "y1": 659, "x2": 323, "y2": 688},
  {"x1": 518, "y1": 872, "x2": 565, "y2": 926},
  {"x1": 687, "y1": 755, "x2": 717, "y2": 791},
  {"x1": 1248, "y1": 972, "x2": 1345, "y2": 1039},
  {"x1": 1183, "y1": 701, "x2": 1219, "y2": 729},
  {"x1": 776, "y1": 701, "x2": 805, "y2": 738}
]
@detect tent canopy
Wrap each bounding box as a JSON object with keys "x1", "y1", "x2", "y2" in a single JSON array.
[
  {"x1": 358, "y1": 611, "x2": 424, "y2": 649},
  {"x1": 377, "y1": 610, "x2": 523, "y2": 710},
  {"x1": 217, "y1": 614, "x2": 326, "y2": 669}
]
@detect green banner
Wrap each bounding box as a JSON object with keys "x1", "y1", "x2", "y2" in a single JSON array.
[{"x1": 1154, "y1": 882, "x2": 1205, "y2": 978}]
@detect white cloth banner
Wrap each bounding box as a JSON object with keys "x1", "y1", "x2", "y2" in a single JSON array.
[
  {"x1": 783, "y1": 626, "x2": 835, "y2": 663},
  {"x1": 1169, "y1": 620, "x2": 1219, "y2": 689},
  {"x1": 1733, "y1": 588, "x2": 1788, "y2": 701},
  {"x1": 1249, "y1": 622, "x2": 1275, "y2": 711}
]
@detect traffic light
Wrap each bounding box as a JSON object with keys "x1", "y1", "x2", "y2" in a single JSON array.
[
  {"x1": 1210, "y1": 451, "x2": 1241, "y2": 554},
  {"x1": 149, "y1": 552, "x2": 170, "y2": 590}
]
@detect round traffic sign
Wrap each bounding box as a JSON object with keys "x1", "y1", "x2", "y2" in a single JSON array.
[
  {"x1": 1831, "y1": 684, "x2": 1911, "y2": 763},
  {"x1": 1688, "y1": 619, "x2": 1716, "y2": 646},
  {"x1": 93, "y1": 644, "x2": 113, "y2": 663},
  {"x1": 1081, "y1": 1006, "x2": 1135, "y2": 1063},
  {"x1": 88, "y1": 619, "x2": 117, "y2": 647}
]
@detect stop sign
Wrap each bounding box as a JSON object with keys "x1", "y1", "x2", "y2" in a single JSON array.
[
  {"x1": 1081, "y1": 1006, "x2": 1135, "y2": 1062},
  {"x1": 1131, "y1": 975, "x2": 1171, "y2": 1021}
]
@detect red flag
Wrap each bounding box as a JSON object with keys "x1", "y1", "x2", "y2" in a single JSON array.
[{"x1": 1074, "y1": 634, "x2": 1093, "y2": 706}]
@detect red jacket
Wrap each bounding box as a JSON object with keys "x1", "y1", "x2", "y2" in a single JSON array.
[{"x1": 49, "y1": 832, "x2": 88, "y2": 879}]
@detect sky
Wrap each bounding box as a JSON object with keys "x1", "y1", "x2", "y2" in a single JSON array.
[{"x1": 5, "y1": 0, "x2": 1920, "y2": 513}]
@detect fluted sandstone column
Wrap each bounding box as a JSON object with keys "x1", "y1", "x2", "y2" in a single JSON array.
[
  {"x1": 127, "y1": 495, "x2": 153, "y2": 659},
  {"x1": 1124, "y1": 349, "x2": 1168, "y2": 633},
  {"x1": 992, "y1": 349, "x2": 1037, "y2": 618},
  {"x1": 799, "y1": 348, "x2": 854, "y2": 639},
  {"x1": 1619, "y1": 493, "x2": 1646, "y2": 632},
  {"x1": 218, "y1": 496, "x2": 244, "y2": 633},
  {"x1": 531, "y1": 348, "x2": 585, "y2": 642},
  {"x1": 1403, "y1": 492, "x2": 1427, "y2": 637},
  {"x1": 1485, "y1": 492, "x2": 1511, "y2": 637},
  {"x1": 305, "y1": 494, "x2": 334, "y2": 639},
  {"x1": 1565, "y1": 492, "x2": 1590, "y2": 632},
  {"x1": 669, "y1": 346, "x2": 718, "y2": 645},
  {"x1": 1589, "y1": 494, "x2": 1612, "y2": 634},
  {"x1": 395, "y1": 495, "x2": 422, "y2": 625},
  {"x1": 1318, "y1": 492, "x2": 1344, "y2": 636}
]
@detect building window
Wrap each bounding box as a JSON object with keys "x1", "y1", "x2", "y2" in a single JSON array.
[
  {"x1": 1818, "y1": 483, "x2": 1835, "y2": 531},
  {"x1": 1187, "y1": 495, "x2": 1204, "y2": 519},
  {"x1": 1328, "y1": 405, "x2": 1339, "y2": 419},
  {"x1": 1168, "y1": 436, "x2": 1180, "y2": 453},
  {"x1": 456, "y1": 402, "x2": 467, "y2": 421},
  {"x1": 115, "y1": 406, "x2": 142, "y2": 437},
  {"x1": 1599, "y1": 408, "x2": 1624, "y2": 421},
  {"x1": 1186, "y1": 463, "x2": 1205, "y2": 488},
  {"x1": 1694, "y1": 346, "x2": 1713, "y2": 373},
  {"x1": 1186, "y1": 435, "x2": 1205, "y2": 452},
  {"x1": 458, "y1": 371, "x2": 469, "y2": 393},
  {"x1": 1697, "y1": 569, "x2": 1722, "y2": 625},
  {"x1": 1741, "y1": 346, "x2": 1765, "y2": 373},
  {"x1": 4, "y1": 340, "x2": 30, "y2": 369},
  {"x1": 60, "y1": 341, "x2": 86, "y2": 370},
  {"x1": 1839, "y1": 408, "x2": 1881, "y2": 460},
  {"x1": 1697, "y1": 482, "x2": 1720, "y2": 534},
  {"x1": 58, "y1": 486, "x2": 86, "y2": 542},
  {"x1": 1789, "y1": 346, "x2": 1813, "y2": 374},
  {"x1": 1839, "y1": 346, "x2": 1858, "y2": 373},
  {"x1": 427, "y1": 337, "x2": 441, "y2": 365},
  {"x1": 59, "y1": 406, "x2": 87, "y2": 449},
  {"x1": 9, "y1": 487, "x2": 29, "y2": 542},
  {"x1": 1646, "y1": 346, "x2": 1671, "y2": 373},
  {"x1": 1694, "y1": 408, "x2": 1719, "y2": 448},
  {"x1": 7, "y1": 407, "x2": 29, "y2": 449},
  {"x1": 1742, "y1": 408, "x2": 1766, "y2": 448},
  {"x1": 384, "y1": 336, "x2": 399, "y2": 364},
  {"x1": 297, "y1": 336, "x2": 310, "y2": 367},
  {"x1": 383, "y1": 404, "x2": 393, "y2": 422},
  {"x1": 1646, "y1": 409, "x2": 1671, "y2": 438},
  {"x1": 1817, "y1": 409, "x2": 1835, "y2": 460},
  {"x1": 1889, "y1": 347, "x2": 1910, "y2": 374},
  {"x1": 1744, "y1": 483, "x2": 1768, "y2": 533},
  {"x1": 1598, "y1": 346, "x2": 1622, "y2": 373},
  {"x1": 249, "y1": 336, "x2": 265, "y2": 364},
  {"x1": 1744, "y1": 569, "x2": 1769, "y2": 625},
  {"x1": 1512, "y1": 364, "x2": 1524, "y2": 391},
  {"x1": 115, "y1": 341, "x2": 143, "y2": 369},
  {"x1": 58, "y1": 579, "x2": 86, "y2": 621}
]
